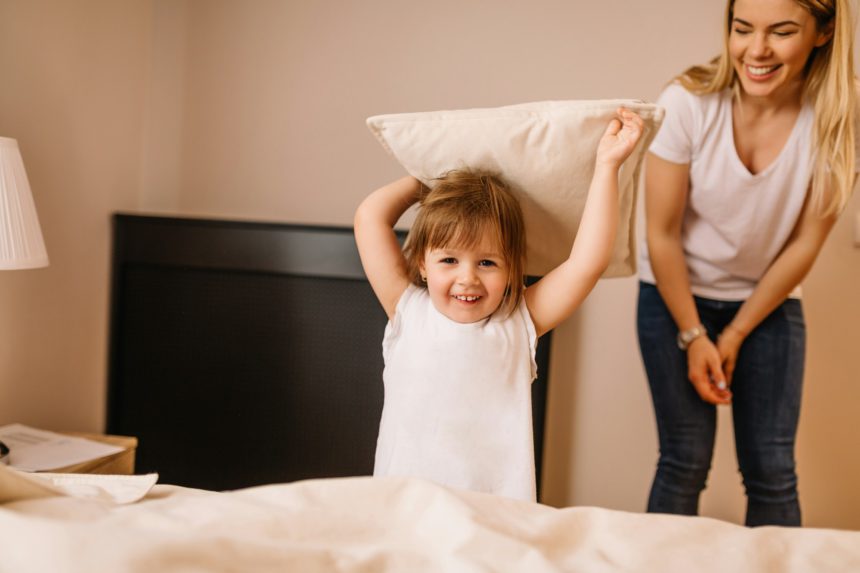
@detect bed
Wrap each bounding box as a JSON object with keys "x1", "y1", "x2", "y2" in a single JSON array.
[
  {"x1": 14, "y1": 214, "x2": 838, "y2": 571},
  {"x1": 2, "y1": 467, "x2": 859, "y2": 572}
]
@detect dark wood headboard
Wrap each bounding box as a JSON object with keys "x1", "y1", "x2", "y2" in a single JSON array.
[{"x1": 107, "y1": 214, "x2": 552, "y2": 495}]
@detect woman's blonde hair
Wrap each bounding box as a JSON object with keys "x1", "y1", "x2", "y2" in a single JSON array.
[
  {"x1": 403, "y1": 169, "x2": 526, "y2": 317},
  {"x1": 678, "y1": 0, "x2": 856, "y2": 215}
]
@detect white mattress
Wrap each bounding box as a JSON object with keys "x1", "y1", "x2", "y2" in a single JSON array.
[{"x1": 1, "y1": 472, "x2": 859, "y2": 572}]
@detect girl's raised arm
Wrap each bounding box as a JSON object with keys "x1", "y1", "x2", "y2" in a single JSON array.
[
  {"x1": 354, "y1": 176, "x2": 421, "y2": 319},
  {"x1": 525, "y1": 109, "x2": 643, "y2": 337}
]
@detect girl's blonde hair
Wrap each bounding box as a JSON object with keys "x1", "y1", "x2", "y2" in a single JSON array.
[
  {"x1": 678, "y1": 0, "x2": 856, "y2": 216},
  {"x1": 403, "y1": 169, "x2": 526, "y2": 317}
]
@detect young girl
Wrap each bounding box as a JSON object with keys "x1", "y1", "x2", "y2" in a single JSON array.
[
  {"x1": 638, "y1": 0, "x2": 856, "y2": 526},
  {"x1": 355, "y1": 109, "x2": 643, "y2": 501}
]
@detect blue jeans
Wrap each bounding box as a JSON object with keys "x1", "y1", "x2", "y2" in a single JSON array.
[{"x1": 636, "y1": 282, "x2": 805, "y2": 527}]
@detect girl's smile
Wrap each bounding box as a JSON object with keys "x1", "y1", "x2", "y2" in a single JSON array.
[
  {"x1": 420, "y1": 232, "x2": 510, "y2": 324},
  {"x1": 453, "y1": 294, "x2": 481, "y2": 302}
]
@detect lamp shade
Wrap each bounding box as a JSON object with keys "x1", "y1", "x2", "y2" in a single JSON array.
[{"x1": 0, "y1": 137, "x2": 48, "y2": 269}]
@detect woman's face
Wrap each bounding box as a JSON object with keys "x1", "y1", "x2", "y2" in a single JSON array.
[{"x1": 729, "y1": 0, "x2": 831, "y2": 101}]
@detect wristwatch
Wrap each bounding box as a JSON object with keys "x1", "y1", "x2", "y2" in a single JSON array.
[{"x1": 677, "y1": 324, "x2": 707, "y2": 350}]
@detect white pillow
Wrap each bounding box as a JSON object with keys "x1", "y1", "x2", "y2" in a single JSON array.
[{"x1": 367, "y1": 100, "x2": 664, "y2": 277}]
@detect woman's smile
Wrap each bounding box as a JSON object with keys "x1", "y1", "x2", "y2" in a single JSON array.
[
  {"x1": 729, "y1": 0, "x2": 831, "y2": 102},
  {"x1": 744, "y1": 63, "x2": 781, "y2": 80}
]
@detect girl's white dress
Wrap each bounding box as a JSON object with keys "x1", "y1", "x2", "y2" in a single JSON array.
[{"x1": 373, "y1": 284, "x2": 538, "y2": 502}]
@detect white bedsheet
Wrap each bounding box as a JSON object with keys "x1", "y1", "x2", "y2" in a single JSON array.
[{"x1": 1, "y1": 475, "x2": 858, "y2": 572}]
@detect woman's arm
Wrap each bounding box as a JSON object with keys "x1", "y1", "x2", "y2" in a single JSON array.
[
  {"x1": 525, "y1": 109, "x2": 643, "y2": 337},
  {"x1": 716, "y1": 192, "x2": 838, "y2": 382},
  {"x1": 645, "y1": 153, "x2": 732, "y2": 405},
  {"x1": 354, "y1": 176, "x2": 421, "y2": 318}
]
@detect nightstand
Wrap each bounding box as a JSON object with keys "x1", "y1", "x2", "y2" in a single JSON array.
[{"x1": 54, "y1": 433, "x2": 138, "y2": 475}]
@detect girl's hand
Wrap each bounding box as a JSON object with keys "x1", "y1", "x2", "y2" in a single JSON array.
[
  {"x1": 596, "y1": 108, "x2": 644, "y2": 169},
  {"x1": 687, "y1": 336, "x2": 733, "y2": 405}
]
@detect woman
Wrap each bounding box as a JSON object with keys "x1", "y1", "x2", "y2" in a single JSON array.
[{"x1": 637, "y1": 0, "x2": 856, "y2": 526}]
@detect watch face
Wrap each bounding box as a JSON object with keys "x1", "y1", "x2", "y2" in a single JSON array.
[{"x1": 677, "y1": 325, "x2": 705, "y2": 350}]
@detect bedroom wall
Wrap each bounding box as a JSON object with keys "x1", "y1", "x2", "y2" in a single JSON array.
[
  {"x1": 0, "y1": 0, "x2": 857, "y2": 529},
  {"x1": 0, "y1": 0, "x2": 150, "y2": 431}
]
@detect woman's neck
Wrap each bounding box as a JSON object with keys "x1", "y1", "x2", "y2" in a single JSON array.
[{"x1": 735, "y1": 78, "x2": 805, "y2": 119}]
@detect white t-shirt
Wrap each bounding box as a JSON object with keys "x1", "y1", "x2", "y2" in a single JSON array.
[
  {"x1": 639, "y1": 83, "x2": 815, "y2": 300},
  {"x1": 373, "y1": 284, "x2": 538, "y2": 502}
]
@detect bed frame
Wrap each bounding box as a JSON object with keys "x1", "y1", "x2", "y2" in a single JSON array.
[{"x1": 106, "y1": 214, "x2": 552, "y2": 496}]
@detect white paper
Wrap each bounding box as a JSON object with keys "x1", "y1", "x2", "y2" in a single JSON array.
[
  {"x1": 0, "y1": 424, "x2": 125, "y2": 472},
  {"x1": 0, "y1": 462, "x2": 158, "y2": 504}
]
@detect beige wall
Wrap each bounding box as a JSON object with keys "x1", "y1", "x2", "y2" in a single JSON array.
[
  {"x1": 0, "y1": 0, "x2": 857, "y2": 529},
  {"x1": 0, "y1": 0, "x2": 151, "y2": 430}
]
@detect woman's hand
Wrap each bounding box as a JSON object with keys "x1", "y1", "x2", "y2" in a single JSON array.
[
  {"x1": 596, "y1": 108, "x2": 644, "y2": 169},
  {"x1": 686, "y1": 336, "x2": 733, "y2": 405},
  {"x1": 717, "y1": 324, "x2": 747, "y2": 385}
]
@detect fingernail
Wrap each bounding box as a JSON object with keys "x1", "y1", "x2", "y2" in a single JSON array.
[{"x1": 716, "y1": 381, "x2": 727, "y2": 390}]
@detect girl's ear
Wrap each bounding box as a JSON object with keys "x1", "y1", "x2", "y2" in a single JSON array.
[{"x1": 418, "y1": 260, "x2": 426, "y2": 281}]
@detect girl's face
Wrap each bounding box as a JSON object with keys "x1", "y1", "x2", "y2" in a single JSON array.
[
  {"x1": 420, "y1": 229, "x2": 509, "y2": 324},
  {"x1": 729, "y1": 0, "x2": 831, "y2": 101}
]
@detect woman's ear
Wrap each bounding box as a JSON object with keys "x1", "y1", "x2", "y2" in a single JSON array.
[{"x1": 815, "y1": 22, "x2": 834, "y2": 47}]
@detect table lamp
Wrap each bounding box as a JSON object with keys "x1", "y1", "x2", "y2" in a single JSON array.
[{"x1": 0, "y1": 137, "x2": 48, "y2": 269}]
